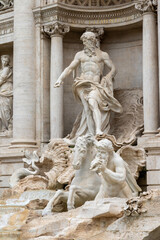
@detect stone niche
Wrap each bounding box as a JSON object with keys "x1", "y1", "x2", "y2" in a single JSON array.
[
  {"x1": 0, "y1": 42, "x2": 13, "y2": 139},
  {"x1": 63, "y1": 27, "x2": 142, "y2": 136}
]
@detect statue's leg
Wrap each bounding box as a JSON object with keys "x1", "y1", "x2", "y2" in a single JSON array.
[
  {"x1": 67, "y1": 185, "x2": 97, "y2": 210},
  {"x1": 88, "y1": 96, "x2": 103, "y2": 135},
  {"x1": 42, "y1": 190, "x2": 68, "y2": 216},
  {"x1": 79, "y1": 91, "x2": 94, "y2": 134},
  {"x1": 67, "y1": 185, "x2": 78, "y2": 210}
]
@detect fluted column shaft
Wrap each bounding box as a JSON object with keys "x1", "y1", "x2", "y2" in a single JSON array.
[
  {"x1": 143, "y1": 12, "x2": 159, "y2": 135},
  {"x1": 44, "y1": 23, "x2": 69, "y2": 139},
  {"x1": 12, "y1": 0, "x2": 36, "y2": 146},
  {"x1": 50, "y1": 35, "x2": 63, "y2": 138},
  {"x1": 158, "y1": 1, "x2": 160, "y2": 126}
]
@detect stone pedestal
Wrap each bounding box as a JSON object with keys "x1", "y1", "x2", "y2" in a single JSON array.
[
  {"x1": 138, "y1": 136, "x2": 160, "y2": 190},
  {"x1": 12, "y1": 0, "x2": 36, "y2": 147},
  {"x1": 43, "y1": 23, "x2": 69, "y2": 139}
]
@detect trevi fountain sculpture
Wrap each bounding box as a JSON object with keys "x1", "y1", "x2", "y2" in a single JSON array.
[{"x1": 1, "y1": 31, "x2": 160, "y2": 240}]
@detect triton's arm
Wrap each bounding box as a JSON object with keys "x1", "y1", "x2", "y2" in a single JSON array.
[
  {"x1": 102, "y1": 154, "x2": 126, "y2": 184},
  {"x1": 54, "y1": 52, "x2": 81, "y2": 88},
  {"x1": 103, "y1": 166, "x2": 126, "y2": 184}
]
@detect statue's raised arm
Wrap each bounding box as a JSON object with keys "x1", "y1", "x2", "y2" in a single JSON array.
[{"x1": 54, "y1": 53, "x2": 80, "y2": 88}]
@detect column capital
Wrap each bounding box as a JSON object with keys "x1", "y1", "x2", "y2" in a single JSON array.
[
  {"x1": 43, "y1": 22, "x2": 70, "y2": 38},
  {"x1": 135, "y1": 0, "x2": 157, "y2": 13}
]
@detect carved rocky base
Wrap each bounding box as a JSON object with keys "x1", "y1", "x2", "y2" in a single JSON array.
[{"x1": 17, "y1": 190, "x2": 160, "y2": 240}]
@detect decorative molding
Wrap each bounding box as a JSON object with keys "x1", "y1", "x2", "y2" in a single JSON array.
[
  {"x1": 0, "y1": 20, "x2": 13, "y2": 36},
  {"x1": 33, "y1": 3, "x2": 142, "y2": 29},
  {"x1": 135, "y1": 0, "x2": 157, "y2": 13},
  {"x1": 43, "y1": 22, "x2": 70, "y2": 37},
  {"x1": 46, "y1": 0, "x2": 134, "y2": 7},
  {"x1": 0, "y1": 0, "x2": 13, "y2": 11}
]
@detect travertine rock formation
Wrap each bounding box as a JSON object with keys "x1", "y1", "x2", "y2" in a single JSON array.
[{"x1": 20, "y1": 190, "x2": 160, "y2": 240}]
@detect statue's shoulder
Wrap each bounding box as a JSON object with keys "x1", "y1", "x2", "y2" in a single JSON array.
[
  {"x1": 101, "y1": 50, "x2": 109, "y2": 60},
  {"x1": 75, "y1": 50, "x2": 84, "y2": 59},
  {"x1": 113, "y1": 152, "x2": 124, "y2": 166}
]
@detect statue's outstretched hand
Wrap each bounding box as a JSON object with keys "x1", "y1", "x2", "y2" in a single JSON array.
[{"x1": 54, "y1": 80, "x2": 62, "y2": 88}]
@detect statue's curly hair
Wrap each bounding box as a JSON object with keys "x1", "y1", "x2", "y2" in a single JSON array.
[
  {"x1": 80, "y1": 31, "x2": 96, "y2": 43},
  {"x1": 96, "y1": 139, "x2": 114, "y2": 153}
]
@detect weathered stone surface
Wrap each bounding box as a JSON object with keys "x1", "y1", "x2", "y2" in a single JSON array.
[
  {"x1": 21, "y1": 207, "x2": 116, "y2": 240},
  {"x1": 21, "y1": 190, "x2": 160, "y2": 240},
  {"x1": 78, "y1": 198, "x2": 126, "y2": 219},
  {"x1": 12, "y1": 175, "x2": 48, "y2": 194}
]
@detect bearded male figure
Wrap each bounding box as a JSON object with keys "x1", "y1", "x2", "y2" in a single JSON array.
[{"x1": 55, "y1": 32, "x2": 122, "y2": 144}]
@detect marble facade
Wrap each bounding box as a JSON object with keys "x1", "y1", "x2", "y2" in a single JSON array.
[{"x1": 0, "y1": 0, "x2": 160, "y2": 195}]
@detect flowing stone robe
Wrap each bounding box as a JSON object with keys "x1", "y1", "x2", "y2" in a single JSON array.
[
  {"x1": 68, "y1": 76, "x2": 123, "y2": 140},
  {"x1": 0, "y1": 66, "x2": 13, "y2": 131}
]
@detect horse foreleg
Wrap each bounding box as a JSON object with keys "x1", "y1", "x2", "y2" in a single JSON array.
[
  {"x1": 42, "y1": 190, "x2": 68, "y2": 216},
  {"x1": 67, "y1": 186, "x2": 99, "y2": 211},
  {"x1": 67, "y1": 185, "x2": 81, "y2": 210},
  {"x1": 67, "y1": 185, "x2": 95, "y2": 210}
]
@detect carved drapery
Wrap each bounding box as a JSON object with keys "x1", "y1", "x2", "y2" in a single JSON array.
[{"x1": 0, "y1": 0, "x2": 13, "y2": 11}]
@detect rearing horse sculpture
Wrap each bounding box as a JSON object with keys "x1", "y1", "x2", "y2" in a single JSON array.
[{"x1": 42, "y1": 134, "x2": 101, "y2": 215}]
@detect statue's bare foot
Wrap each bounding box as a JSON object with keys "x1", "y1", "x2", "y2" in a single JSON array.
[
  {"x1": 42, "y1": 207, "x2": 52, "y2": 216},
  {"x1": 63, "y1": 137, "x2": 76, "y2": 146},
  {"x1": 67, "y1": 204, "x2": 75, "y2": 211},
  {"x1": 96, "y1": 130, "x2": 103, "y2": 135}
]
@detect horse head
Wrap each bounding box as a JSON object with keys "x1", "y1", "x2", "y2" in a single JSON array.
[{"x1": 73, "y1": 134, "x2": 95, "y2": 170}]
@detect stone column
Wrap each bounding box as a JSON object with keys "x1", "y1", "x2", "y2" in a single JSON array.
[
  {"x1": 158, "y1": 0, "x2": 160, "y2": 126},
  {"x1": 136, "y1": 0, "x2": 159, "y2": 136},
  {"x1": 43, "y1": 23, "x2": 70, "y2": 139},
  {"x1": 12, "y1": 0, "x2": 36, "y2": 147}
]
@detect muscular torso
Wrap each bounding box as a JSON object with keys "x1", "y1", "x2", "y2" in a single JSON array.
[
  {"x1": 102, "y1": 155, "x2": 126, "y2": 197},
  {"x1": 79, "y1": 50, "x2": 104, "y2": 83}
]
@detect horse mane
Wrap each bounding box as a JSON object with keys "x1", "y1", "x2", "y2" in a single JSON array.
[{"x1": 75, "y1": 134, "x2": 95, "y2": 152}]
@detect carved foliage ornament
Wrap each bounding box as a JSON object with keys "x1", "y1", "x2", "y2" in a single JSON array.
[
  {"x1": 135, "y1": 0, "x2": 157, "y2": 12},
  {"x1": 60, "y1": 0, "x2": 134, "y2": 6},
  {"x1": 43, "y1": 23, "x2": 70, "y2": 37},
  {"x1": 0, "y1": 0, "x2": 13, "y2": 11}
]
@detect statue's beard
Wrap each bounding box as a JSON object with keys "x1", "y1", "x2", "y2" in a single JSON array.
[{"x1": 84, "y1": 43, "x2": 96, "y2": 57}]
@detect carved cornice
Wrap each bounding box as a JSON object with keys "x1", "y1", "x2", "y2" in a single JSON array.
[
  {"x1": 0, "y1": 19, "x2": 13, "y2": 36},
  {"x1": 135, "y1": 0, "x2": 157, "y2": 13},
  {"x1": 46, "y1": 0, "x2": 134, "y2": 7},
  {"x1": 0, "y1": 0, "x2": 13, "y2": 11},
  {"x1": 43, "y1": 22, "x2": 70, "y2": 37},
  {"x1": 34, "y1": 2, "x2": 142, "y2": 29}
]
